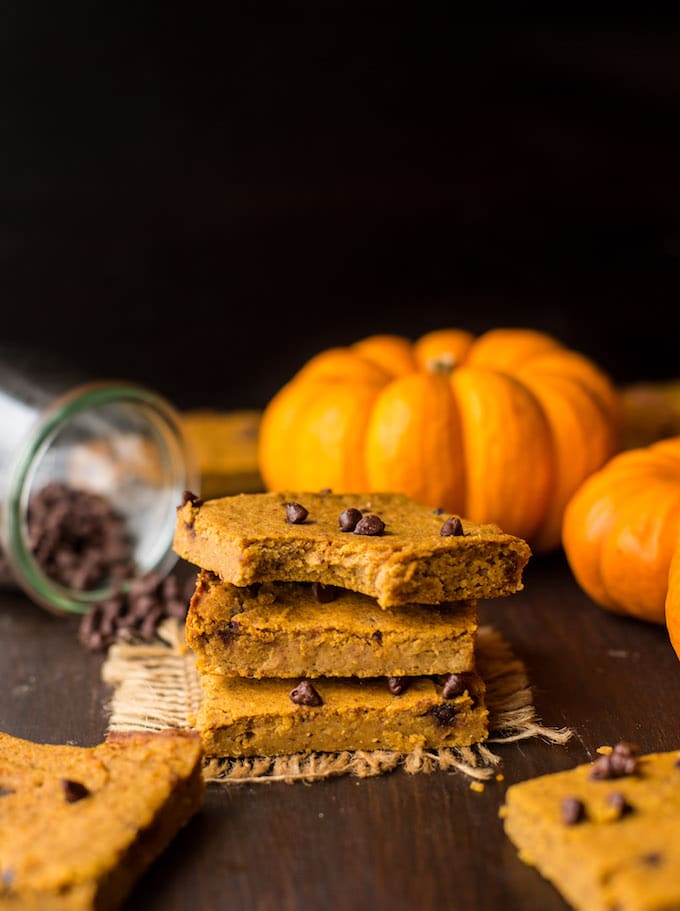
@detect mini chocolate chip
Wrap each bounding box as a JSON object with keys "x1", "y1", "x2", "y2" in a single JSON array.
[
  {"x1": 0, "y1": 787, "x2": 14, "y2": 797},
  {"x1": 61, "y1": 779, "x2": 90, "y2": 803},
  {"x1": 431, "y1": 703, "x2": 458, "y2": 727},
  {"x1": 589, "y1": 752, "x2": 638, "y2": 780},
  {"x1": 440, "y1": 516, "x2": 464, "y2": 537},
  {"x1": 218, "y1": 620, "x2": 240, "y2": 644},
  {"x1": 561, "y1": 796, "x2": 586, "y2": 825},
  {"x1": 613, "y1": 740, "x2": 640, "y2": 758},
  {"x1": 387, "y1": 676, "x2": 409, "y2": 695},
  {"x1": 284, "y1": 502, "x2": 309, "y2": 524},
  {"x1": 607, "y1": 791, "x2": 632, "y2": 818},
  {"x1": 642, "y1": 851, "x2": 663, "y2": 866},
  {"x1": 371, "y1": 630, "x2": 383, "y2": 645},
  {"x1": 1, "y1": 868, "x2": 15, "y2": 891},
  {"x1": 433, "y1": 507, "x2": 445, "y2": 515},
  {"x1": 441, "y1": 673, "x2": 471, "y2": 700},
  {"x1": 180, "y1": 490, "x2": 204, "y2": 508},
  {"x1": 338, "y1": 507, "x2": 363, "y2": 532},
  {"x1": 289, "y1": 679, "x2": 323, "y2": 706},
  {"x1": 353, "y1": 514, "x2": 385, "y2": 536},
  {"x1": 312, "y1": 582, "x2": 337, "y2": 603}
]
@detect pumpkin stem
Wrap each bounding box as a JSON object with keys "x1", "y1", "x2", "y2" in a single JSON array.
[{"x1": 428, "y1": 354, "x2": 457, "y2": 375}]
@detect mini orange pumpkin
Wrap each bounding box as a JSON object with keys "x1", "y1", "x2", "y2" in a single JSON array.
[
  {"x1": 562, "y1": 436, "x2": 680, "y2": 624},
  {"x1": 258, "y1": 328, "x2": 620, "y2": 552},
  {"x1": 665, "y1": 544, "x2": 680, "y2": 660}
]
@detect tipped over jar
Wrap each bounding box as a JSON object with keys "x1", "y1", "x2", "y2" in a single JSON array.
[{"x1": 0, "y1": 347, "x2": 198, "y2": 615}]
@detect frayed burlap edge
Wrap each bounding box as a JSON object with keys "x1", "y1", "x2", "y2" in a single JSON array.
[{"x1": 101, "y1": 618, "x2": 573, "y2": 785}]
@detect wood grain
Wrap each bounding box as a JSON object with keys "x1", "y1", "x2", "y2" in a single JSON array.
[{"x1": 2, "y1": 550, "x2": 679, "y2": 911}]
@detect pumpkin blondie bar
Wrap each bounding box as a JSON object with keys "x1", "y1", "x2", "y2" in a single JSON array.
[
  {"x1": 193, "y1": 667, "x2": 488, "y2": 757},
  {"x1": 186, "y1": 570, "x2": 478, "y2": 678},
  {"x1": 174, "y1": 490, "x2": 531, "y2": 608},
  {"x1": 0, "y1": 728, "x2": 204, "y2": 911},
  {"x1": 500, "y1": 742, "x2": 680, "y2": 911}
]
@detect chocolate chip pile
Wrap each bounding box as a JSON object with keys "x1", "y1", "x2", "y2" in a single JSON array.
[
  {"x1": 27, "y1": 482, "x2": 133, "y2": 590},
  {"x1": 18, "y1": 481, "x2": 192, "y2": 652},
  {"x1": 78, "y1": 570, "x2": 193, "y2": 652}
]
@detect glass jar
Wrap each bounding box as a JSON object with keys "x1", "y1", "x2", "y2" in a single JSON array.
[{"x1": 0, "y1": 346, "x2": 199, "y2": 615}]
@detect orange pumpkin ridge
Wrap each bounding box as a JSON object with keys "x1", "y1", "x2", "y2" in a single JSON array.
[{"x1": 258, "y1": 327, "x2": 620, "y2": 551}]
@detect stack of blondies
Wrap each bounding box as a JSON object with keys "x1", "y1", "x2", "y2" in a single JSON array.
[{"x1": 172, "y1": 490, "x2": 531, "y2": 758}]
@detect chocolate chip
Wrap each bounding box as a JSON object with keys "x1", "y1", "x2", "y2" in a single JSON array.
[
  {"x1": 387, "y1": 676, "x2": 409, "y2": 695},
  {"x1": 312, "y1": 582, "x2": 338, "y2": 603},
  {"x1": 589, "y1": 752, "x2": 638, "y2": 781},
  {"x1": 607, "y1": 791, "x2": 632, "y2": 818},
  {"x1": 61, "y1": 779, "x2": 90, "y2": 803},
  {"x1": 433, "y1": 507, "x2": 445, "y2": 515},
  {"x1": 218, "y1": 620, "x2": 240, "y2": 644},
  {"x1": 642, "y1": 851, "x2": 663, "y2": 866},
  {"x1": 371, "y1": 630, "x2": 383, "y2": 646},
  {"x1": 440, "y1": 516, "x2": 464, "y2": 537},
  {"x1": 338, "y1": 507, "x2": 363, "y2": 532},
  {"x1": 613, "y1": 741, "x2": 640, "y2": 758},
  {"x1": 289, "y1": 679, "x2": 323, "y2": 706},
  {"x1": 441, "y1": 673, "x2": 472, "y2": 700},
  {"x1": 0, "y1": 787, "x2": 14, "y2": 797},
  {"x1": 1, "y1": 868, "x2": 15, "y2": 892},
  {"x1": 284, "y1": 502, "x2": 308, "y2": 524},
  {"x1": 353, "y1": 514, "x2": 385, "y2": 536},
  {"x1": 431, "y1": 703, "x2": 458, "y2": 726},
  {"x1": 180, "y1": 490, "x2": 204, "y2": 508},
  {"x1": 78, "y1": 568, "x2": 190, "y2": 652},
  {"x1": 561, "y1": 796, "x2": 586, "y2": 825},
  {"x1": 26, "y1": 483, "x2": 133, "y2": 592}
]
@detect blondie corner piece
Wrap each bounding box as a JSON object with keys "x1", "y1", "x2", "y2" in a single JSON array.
[
  {"x1": 186, "y1": 571, "x2": 478, "y2": 678},
  {"x1": 0, "y1": 729, "x2": 204, "y2": 911},
  {"x1": 173, "y1": 490, "x2": 531, "y2": 608},
  {"x1": 193, "y1": 669, "x2": 488, "y2": 757},
  {"x1": 500, "y1": 744, "x2": 680, "y2": 911}
]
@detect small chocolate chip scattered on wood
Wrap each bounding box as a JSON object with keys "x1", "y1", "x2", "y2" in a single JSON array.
[
  {"x1": 387, "y1": 676, "x2": 409, "y2": 695},
  {"x1": 338, "y1": 507, "x2": 363, "y2": 532},
  {"x1": 284, "y1": 502, "x2": 309, "y2": 524},
  {"x1": 441, "y1": 672, "x2": 471, "y2": 699},
  {"x1": 180, "y1": 490, "x2": 204, "y2": 508},
  {"x1": 312, "y1": 581, "x2": 337, "y2": 603},
  {"x1": 440, "y1": 516, "x2": 464, "y2": 537},
  {"x1": 61, "y1": 779, "x2": 90, "y2": 803},
  {"x1": 78, "y1": 570, "x2": 191, "y2": 652},
  {"x1": 606, "y1": 791, "x2": 632, "y2": 818},
  {"x1": 353, "y1": 514, "x2": 385, "y2": 536},
  {"x1": 289, "y1": 679, "x2": 323, "y2": 706},
  {"x1": 561, "y1": 796, "x2": 586, "y2": 825}
]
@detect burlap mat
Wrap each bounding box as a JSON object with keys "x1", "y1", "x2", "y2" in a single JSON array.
[{"x1": 101, "y1": 619, "x2": 572, "y2": 784}]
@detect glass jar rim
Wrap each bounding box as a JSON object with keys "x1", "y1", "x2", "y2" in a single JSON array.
[{"x1": 2, "y1": 380, "x2": 197, "y2": 615}]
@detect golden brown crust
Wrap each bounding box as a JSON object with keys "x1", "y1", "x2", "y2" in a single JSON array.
[
  {"x1": 0, "y1": 729, "x2": 204, "y2": 910},
  {"x1": 173, "y1": 490, "x2": 531, "y2": 607},
  {"x1": 193, "y1": 669, "x2": 488, "y2": 757},
  {"x1": 501, "y1": 747, "x2": 680, "y2": 911},
  {"x1": 186, "y1": 571, "x2": 478, "y2": 678}
]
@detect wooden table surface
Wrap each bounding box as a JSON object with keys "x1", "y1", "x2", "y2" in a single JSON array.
[{"x1": 3, "y1": 549, "x2": 680, "y2": 911}]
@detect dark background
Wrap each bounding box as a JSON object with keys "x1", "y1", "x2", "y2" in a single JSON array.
[{"x1": 2, "y1": 13, "x2": 680, "y2": 411}]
